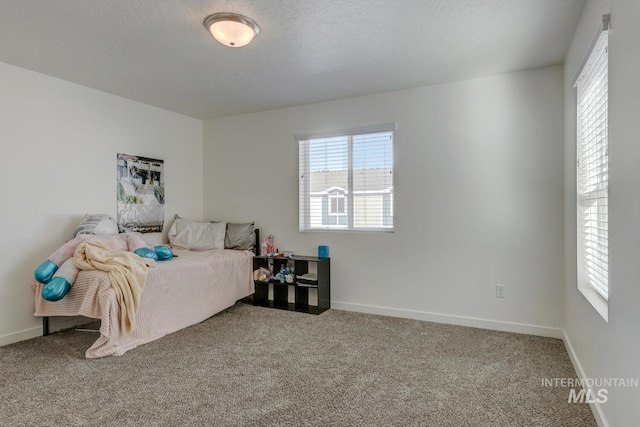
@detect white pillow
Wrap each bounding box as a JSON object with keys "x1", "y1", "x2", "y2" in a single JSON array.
[
  {"x1": 74, "y1": 214, "x2": 119, "y2": 237},
  {"x1": 168, "y1": 217, "x2": 226, "y2": 250}
]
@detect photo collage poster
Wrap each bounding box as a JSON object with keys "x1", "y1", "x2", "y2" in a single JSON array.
[{"x1": 117, "y1": 153, "x2": 165, "y2": 233}]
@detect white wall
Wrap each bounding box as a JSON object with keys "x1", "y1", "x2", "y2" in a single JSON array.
[
  {"x1": 203, "y1": 66, "x2": 565, "y2": 336},
  {"x1": 563, "y1": 0, "x2": 640, "y2": 425},
  {"x1": 0, "y1": 62, "x2": 203, "y2": 345}
]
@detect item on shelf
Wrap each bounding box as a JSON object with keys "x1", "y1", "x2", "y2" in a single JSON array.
[
  {"x1": 253, "y1": 267, "x2": 270, "y2": 282},
  {"x1": 318, "y1": 245, "x2": 329, "y2": 259},
  {"x1": 284, "y1": 251, "x2": 293, "y2": 258},
  {"x1": 267, "y1": 234, "x2": 275, "y2": 254},
  {"x1": 296, "y1": 272, "x2": 318, "y2": 288},
  {"x1": 274, "y1": 265, "x2": 284, "y2": 283},
  {"x1": 260, "y1": 239, "x2": 268, "y2": 256},
  {"x1": 274, "y1": 265, "x2": 293, "y2": 283},
  {"x1": 296, "y1": 281, "x2": 316, "y2": 288},
  {"x1": 297, "y1": 272, "x2": 317, "y2": 281}
]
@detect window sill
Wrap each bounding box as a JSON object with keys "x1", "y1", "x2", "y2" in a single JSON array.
[
  {"x1": 578, "y1": 285, "x2": 608, "y2": 322},
  {"x1": 300, "y1": 227, "x2": 394, "y2": 233}
]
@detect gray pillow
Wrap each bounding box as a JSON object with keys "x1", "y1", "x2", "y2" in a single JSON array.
[{"x1": 224, "y1": 222, "x2": 255, "y2": 251}]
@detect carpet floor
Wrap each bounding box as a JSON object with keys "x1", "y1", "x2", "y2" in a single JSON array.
[{"x1": 1, "y1": 303, "x2": 596, "y2": 426}]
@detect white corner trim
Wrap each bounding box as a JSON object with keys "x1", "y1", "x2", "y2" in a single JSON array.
[
  {"x1": 331, "y1": 301, "x2": 563, "y2": 339},
  {"x1": 0, "y1": 326, "x2": 41, "y2": 347},
  {"x1": 562, "y1": 331, "x2": 609, "y2": 427}
]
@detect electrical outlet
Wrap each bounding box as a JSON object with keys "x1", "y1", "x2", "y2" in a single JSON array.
[{"x1": 496, "y1": 284, "x2": 506, "y2": 298}]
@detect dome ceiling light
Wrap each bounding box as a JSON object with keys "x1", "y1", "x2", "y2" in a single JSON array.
[{"x1": 203, "y1": 13, "x2": 260, "y2": 48}]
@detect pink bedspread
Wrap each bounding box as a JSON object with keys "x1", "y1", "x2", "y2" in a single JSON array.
[{"x1": 33, "y1": 249, "x2": 254, "y2": 358}]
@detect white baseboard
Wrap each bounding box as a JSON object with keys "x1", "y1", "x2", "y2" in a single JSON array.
[
  {"x1": 0, "y1": 316, "x2": 96, "y2": 348},
  {"x1": 331, "y1": 301, "x2": 564, "y2": 339},
  {"x1": 562, "y1": 331, "x2": 609, "y2": 427},
  {"x1": 0, "y1": 326, "x2": 41, "y2": 347}
]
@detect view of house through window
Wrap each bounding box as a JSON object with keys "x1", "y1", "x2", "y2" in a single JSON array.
[{"x1": 298, "y1": 125, "x2": 394, "y2": 232}]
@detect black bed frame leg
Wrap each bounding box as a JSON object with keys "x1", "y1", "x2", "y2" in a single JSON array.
[{"x1": 42, "y1": 317, "x2": 49, "y2": 336}]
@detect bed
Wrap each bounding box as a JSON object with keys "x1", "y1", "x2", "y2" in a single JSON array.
[{"x1": 32, "y1": 224, "x2": 259, "y2": 358}]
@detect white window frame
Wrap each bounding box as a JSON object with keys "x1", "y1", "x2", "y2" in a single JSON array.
[
  {"x1": 575, "y1": 14, "x2": 609, "y2": 322},
  {"x1": 298, "y1": 123, "x2": 395, "y2": 232}
]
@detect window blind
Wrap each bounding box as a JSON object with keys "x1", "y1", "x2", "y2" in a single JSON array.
[
  {"x1": 298, "y1": 125, "x2": 394, "y2": 232},
  {"x1": 576, "y1": 29, "x2": 608, "y2": 300}
]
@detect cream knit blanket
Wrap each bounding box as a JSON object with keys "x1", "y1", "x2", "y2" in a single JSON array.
[{"x1": 74, "y1": 241, "x2": 155, "y2": 336}]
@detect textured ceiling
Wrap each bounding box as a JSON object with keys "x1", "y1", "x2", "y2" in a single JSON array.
[{"x1": 0, "y1": 0, "x2": 585, "y2": 119}]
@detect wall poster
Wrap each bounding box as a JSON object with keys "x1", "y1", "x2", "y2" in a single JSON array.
[{"x1": 117, "y1": 153, "x2": 165, "y2": 233}]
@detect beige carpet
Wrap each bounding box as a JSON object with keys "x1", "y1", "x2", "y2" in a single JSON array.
[{"x1": 0, "y1": 303, "x2": 596, "y2": 426}]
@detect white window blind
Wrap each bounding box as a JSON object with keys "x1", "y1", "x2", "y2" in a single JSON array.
[
  {"x1": 576, "y1": 27, "x2": 608, "y2": 301},
  {"x1": 298, "y1": 124, "x2": 394, "y2": 232}
]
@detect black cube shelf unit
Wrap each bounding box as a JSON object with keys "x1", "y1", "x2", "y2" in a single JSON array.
[{"x1": 251, "y1": 255, "x2": 330, "y2": 315}]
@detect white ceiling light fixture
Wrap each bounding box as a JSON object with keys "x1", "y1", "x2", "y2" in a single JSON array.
[{"x1": 204, "y1": 13, "x2": 260, "y2": 48}]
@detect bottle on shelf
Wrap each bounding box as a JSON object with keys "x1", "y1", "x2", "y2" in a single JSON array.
[{"x1": 267, "y1": 234, "x2": 274, "y2": 254}]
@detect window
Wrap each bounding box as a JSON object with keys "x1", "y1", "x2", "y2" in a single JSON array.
[
  {"x1": 298, "y1": 124, "x2": 394, "y2": 232},
  {"x1": 328, "y1": 190, "x2": 346, "y2": 216},
  {"x1": 575, "y1": 15, "x2": 608, "y2": 320}
]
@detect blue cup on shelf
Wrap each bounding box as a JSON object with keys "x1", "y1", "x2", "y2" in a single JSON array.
[{"x1": 318, "y1": 245, "x2": 329, "y2": 259}]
